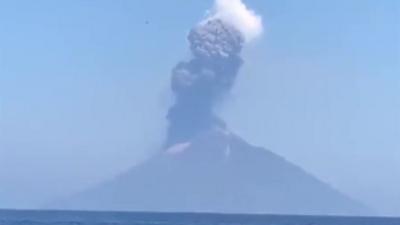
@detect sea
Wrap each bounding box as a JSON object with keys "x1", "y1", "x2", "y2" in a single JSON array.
[{"x1": 0, "y1": 210, "x2": 399, "y2": 225}]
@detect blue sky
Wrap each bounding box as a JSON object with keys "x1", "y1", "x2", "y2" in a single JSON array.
[{"x1": 0, "y1": 0, "x2": 399, "y2": 216}]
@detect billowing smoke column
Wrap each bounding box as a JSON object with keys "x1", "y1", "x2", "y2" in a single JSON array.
[
  {"x1": 166, "y1": 0, "x2": 263, "y2": 147},
  {"x1": 166, "y1": 20, "x2": 243, "y2": 146}
]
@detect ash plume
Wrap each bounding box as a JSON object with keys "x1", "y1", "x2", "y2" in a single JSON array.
[{"x1": 166, "y1": 0, "x2": 263, "y2": 147}]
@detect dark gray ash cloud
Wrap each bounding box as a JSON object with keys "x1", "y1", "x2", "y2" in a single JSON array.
[
  {"x1": 166, "y1": 19, "x2": 244, "y2": 146},
  {"x1": 165, "y1": 0, "x2": 263, "y2": 147}
]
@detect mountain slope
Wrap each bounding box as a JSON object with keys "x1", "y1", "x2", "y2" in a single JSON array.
[{"x1": 56, "y1": 128, "x2": 371, "y2": 216}]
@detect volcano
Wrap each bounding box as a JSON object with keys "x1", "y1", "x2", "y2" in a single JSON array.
[
  {"x1": 57, "y1": 127, "x2": 371, "y2": 215},
  {"x1": 54, "y1": 2, "x2": 371, "y2": 216}
]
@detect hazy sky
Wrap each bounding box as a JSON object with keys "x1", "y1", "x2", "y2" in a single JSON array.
[{"x1": 0, "y1": 0, "x2": 399, "y2": 216}]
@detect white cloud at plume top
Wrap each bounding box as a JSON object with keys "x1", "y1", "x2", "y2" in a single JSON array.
[{"x1": 205, "y1": 0, "x2": 264, "y2": 42}]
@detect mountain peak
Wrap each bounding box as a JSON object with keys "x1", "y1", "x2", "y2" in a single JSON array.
[{"x1": 55, "y1": 129, "x2": 372, "y2": 216}]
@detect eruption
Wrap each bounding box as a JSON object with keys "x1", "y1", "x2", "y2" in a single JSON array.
[
  {"x1": 166, "y1": 0, "x2": 263, "y2": 147},
  {"x1": 58, "y1": 1, "x2": 372, "y2": 216}
]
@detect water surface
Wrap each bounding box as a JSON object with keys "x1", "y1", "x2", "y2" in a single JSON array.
[{"x1": 0, "y1": 210, "x2": 399, "y2": 225}]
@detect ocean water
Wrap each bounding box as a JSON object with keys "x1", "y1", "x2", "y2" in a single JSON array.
[{"x1": 0, "y1": 210, "x2": 399, "y2": 225}]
